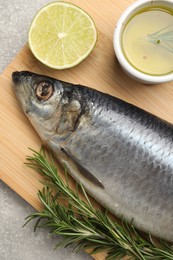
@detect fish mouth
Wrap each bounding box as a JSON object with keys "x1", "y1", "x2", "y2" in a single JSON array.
[
  {"x1": 12, "y1": 71, "x2": 34, "y2": 84},
  {"x1": 12, "y1": 71, "x2": 21, "y2": 84}
]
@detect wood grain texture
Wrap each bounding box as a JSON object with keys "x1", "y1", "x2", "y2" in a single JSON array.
[{"x1": 1, "y1": 0, "x2": 173, "y2": 259}]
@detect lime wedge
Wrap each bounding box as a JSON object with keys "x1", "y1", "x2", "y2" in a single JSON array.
[{"x1": 28, "y1": 1, "x2": 97, "y2": 69}]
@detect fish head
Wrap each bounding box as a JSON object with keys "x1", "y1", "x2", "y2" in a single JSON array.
[{"x1": 12, "y1": 71, "x2": 64, "y2": 141}]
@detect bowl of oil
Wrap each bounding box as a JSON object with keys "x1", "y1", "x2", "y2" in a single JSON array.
[{"x1": 113, "y1": 0, "x2": 173, "y2": 84}]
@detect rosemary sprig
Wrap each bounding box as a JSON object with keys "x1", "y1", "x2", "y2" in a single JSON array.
[
  {"x1": 24, "y1": 148, "x2": 173, "y2": 259},
  {"x1": 146, "y1": 24, "x2": 173, "y2": 54}
]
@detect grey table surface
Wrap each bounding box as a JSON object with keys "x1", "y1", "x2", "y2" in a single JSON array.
[{"x1": 0, "y1": 0, "x2": 92, "y2": 259}]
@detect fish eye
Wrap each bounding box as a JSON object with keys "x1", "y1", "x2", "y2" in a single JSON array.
[{"x1": 35, "y1": 81, "x2": 54, "y2": 101}]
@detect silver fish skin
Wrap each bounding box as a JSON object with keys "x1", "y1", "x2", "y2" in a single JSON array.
[{"x1": 12, "y1": 71, "x2": 173, "y2": 242}]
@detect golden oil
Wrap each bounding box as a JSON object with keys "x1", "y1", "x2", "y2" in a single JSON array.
[{"x1": 122, "y1": 6, "x2": 173, "y2": 75}]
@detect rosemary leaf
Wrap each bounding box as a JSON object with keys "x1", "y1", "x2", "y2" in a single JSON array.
[
  {"x1": 24, "y1": 148, "x2": 173, "y2": 260},
  {"x1": 146, "y1": 24, "x2": 173, "y2": 54}
]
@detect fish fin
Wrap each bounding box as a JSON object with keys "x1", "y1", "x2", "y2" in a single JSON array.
[{"x1": 61, "y1": 146, "x2": 104, "y2": 189}]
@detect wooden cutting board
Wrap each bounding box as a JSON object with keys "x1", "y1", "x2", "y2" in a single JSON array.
[{"x1": 1, "y1": 0, "x2": 173, "y2": 259}]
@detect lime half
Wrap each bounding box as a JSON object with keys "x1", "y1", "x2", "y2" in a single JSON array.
[{"x1": 28, "y1": 1, "x2": 97, "y2": 69}]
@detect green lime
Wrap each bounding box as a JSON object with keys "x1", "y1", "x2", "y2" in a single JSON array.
[{"x1": 28, "y1": 1, "x2": 97, "y2": 69}]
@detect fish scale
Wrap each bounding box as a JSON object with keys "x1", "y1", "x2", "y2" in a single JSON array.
[{"x1": 12, "y1": 71, "x2": 173, "y2": 242}]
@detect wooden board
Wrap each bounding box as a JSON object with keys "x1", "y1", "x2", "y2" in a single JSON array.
[{"x1": 1, "y1": 0, "x2": 173, "y2": 259}]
